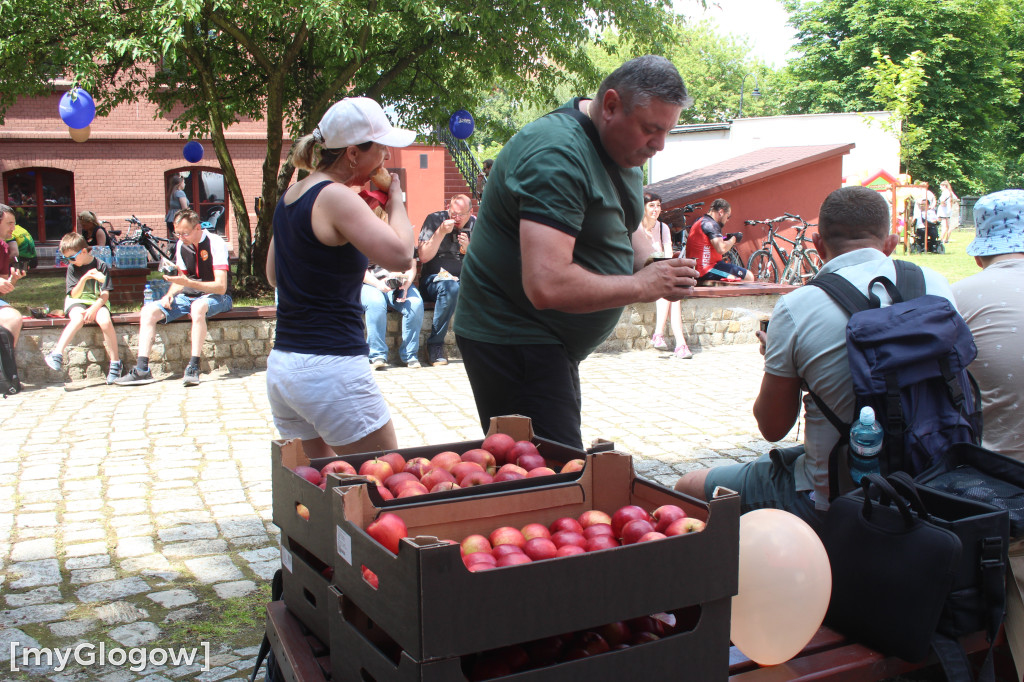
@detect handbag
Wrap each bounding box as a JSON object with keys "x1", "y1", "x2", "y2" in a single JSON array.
[{"x1": 822, "y1": 473, "x2": 962, "y2": 662}]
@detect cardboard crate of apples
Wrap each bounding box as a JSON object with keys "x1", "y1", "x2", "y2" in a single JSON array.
[
  {"x1": 330, "y1": 582, "x2": 731, "y2": 681},
  {"x1": 330, "y1": 450, "x2": 739, "y2": 662},
  {"x1": 272, "y1": 416, "x2": 606, "y2": 564}
]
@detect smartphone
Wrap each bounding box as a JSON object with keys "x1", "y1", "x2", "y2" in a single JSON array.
[{"x1": 760, "y1": 318, "x2": 770, "y2": 334}]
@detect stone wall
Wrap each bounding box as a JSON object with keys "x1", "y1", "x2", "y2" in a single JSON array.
[{"x1": 17, "y1": 293, "x2": 779, "y2": 383}]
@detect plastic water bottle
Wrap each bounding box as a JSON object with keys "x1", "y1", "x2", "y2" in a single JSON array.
[
  {"x1": 849, "y1": 406, "x2": 883, "y2": 483},
  {"x1": 143, "y1": 284, "x2": 154, "y2": 306}
]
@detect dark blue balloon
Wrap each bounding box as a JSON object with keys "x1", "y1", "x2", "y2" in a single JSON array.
[
  {"x1": 449, "y1": 110, "x2": 474, "y2": 139},
  {"x1": 58, "y1": 88, "x2": 96, "y2": 130},
  {"x1": 183, "y1": 140, "x2": 204, "y2": 163}
]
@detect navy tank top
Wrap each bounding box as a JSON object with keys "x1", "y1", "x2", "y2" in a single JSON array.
[{"x1": 272, "y1": 180, "x2": 369, "y2": 356}]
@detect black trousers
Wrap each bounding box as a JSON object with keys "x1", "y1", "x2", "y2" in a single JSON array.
[{"x1": 456, "y1": 335, "x2": 583, "y2": 449}]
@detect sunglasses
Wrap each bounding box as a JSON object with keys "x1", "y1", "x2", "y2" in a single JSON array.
[{"x1": 58, "y1": 247, "x2": 87, "y2": 264}]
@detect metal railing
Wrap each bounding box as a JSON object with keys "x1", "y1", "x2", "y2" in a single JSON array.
[{"x1": 434, "y1": 127, "x2": 484, "y2": 200}]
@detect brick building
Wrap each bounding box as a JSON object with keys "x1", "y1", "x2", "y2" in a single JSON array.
[{"x1": 0, "y1": 84, "x2": 473, "y2": 254}]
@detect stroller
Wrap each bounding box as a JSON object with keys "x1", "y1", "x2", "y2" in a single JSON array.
[{"x1": 910, "y1": 216, "x2": 945, "y2": 254}]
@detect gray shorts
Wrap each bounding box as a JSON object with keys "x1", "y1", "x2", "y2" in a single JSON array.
[{"x1": 703, "y1": 446, "x2": 824, "y2": 534}]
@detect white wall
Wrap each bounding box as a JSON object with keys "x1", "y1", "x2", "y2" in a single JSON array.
[{"x1": 650, "y1": 112, "x2": 901, "y2": 184}]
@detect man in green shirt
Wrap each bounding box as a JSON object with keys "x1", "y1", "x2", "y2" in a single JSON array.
[{"x1": 454, "y1": 55, "x2": 699, "y2": 448}]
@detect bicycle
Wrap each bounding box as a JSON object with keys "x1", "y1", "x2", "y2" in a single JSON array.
[
  {"x1": 109, "y1": 216, "x2": 175, "y2": 264},
  {"x1": 778, "y1": 214, "x2": 823, "y2": 285},
  {"x1": 744, "y1": 214, "x2": 821, "y2": 284}
]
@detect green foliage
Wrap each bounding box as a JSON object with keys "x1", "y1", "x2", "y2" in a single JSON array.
[{"x1": 780, "y1": 0, "x2": 1024, "y2": 193}]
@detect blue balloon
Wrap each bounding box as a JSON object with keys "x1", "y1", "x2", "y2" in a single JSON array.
[
  {"x1": 449, "y1": 110, "x2": 474, "y2": 139},
  {"x1": 183, "y1": 140, "x2": 204, "y2": 163},
  {"x1": 58, "y1": 88, "x2": 96, "y2": 130}
]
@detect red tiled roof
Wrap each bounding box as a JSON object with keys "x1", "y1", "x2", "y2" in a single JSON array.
[{"x1": 646, "y1": 144, "x2": 854, "y2": 207}]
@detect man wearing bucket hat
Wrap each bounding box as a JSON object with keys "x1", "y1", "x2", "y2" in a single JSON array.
[
  {"x1": 952, "y1": 189, "x2": 1024, "y2": 462},
  {"x1": 265, "y1": 97, "x2": 418, "y2": 458}
]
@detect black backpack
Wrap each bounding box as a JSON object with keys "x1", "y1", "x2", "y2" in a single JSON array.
[
  {"x1": 0, "y1": 326, "x2": 21, "y2": 398},
  {"x1": 807, "y1": 260, "x2": 982, "y2": 500}
]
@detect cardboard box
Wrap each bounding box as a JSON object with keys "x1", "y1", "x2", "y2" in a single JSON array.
[
  {"x1": 279, "y1": 533, "x2": 334, "y2": 645},
  {"x1": 272, "y1": 416, "x2": 609, "y2": 563},
  {"x1": 329, "y1": 586, "x2": 731, "y2": 681},
  {"x1": 265, "y1": 600, "x2": 330, "y2": 682},
  {"x1": 330, "y1": 451, "x2": 740, "y2": 660}
]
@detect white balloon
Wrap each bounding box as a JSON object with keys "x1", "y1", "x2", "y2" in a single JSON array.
[{"x1": 730, "y1": 509, "x2": 832, "y2": 666}]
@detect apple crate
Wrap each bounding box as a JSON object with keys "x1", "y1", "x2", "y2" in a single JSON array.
[
  {"x1": 330, "y1": 451, "x2": 740, "y2": 661},
  {"x1": 328, "y1": 585, "x2": 731, "y2": 682},
  {"x1": 265, "y1": 601, "x2": 331, "y2": 682},
  {"x1": 272, "y1": 415, "x2": 611, "y2": 564},
  {"x1": 279, "y1": 533, "x2": 334, "y2": 645}
]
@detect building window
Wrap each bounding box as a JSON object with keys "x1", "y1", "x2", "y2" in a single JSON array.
[
  {"x1": 2, "y1": 168, "x2": 75, "y2": 243},
  {"x1": 168, "y1": 168, "x2": 227, "y2": 236}
]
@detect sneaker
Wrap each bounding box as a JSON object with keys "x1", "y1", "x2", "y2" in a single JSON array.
[
  {"x1": 114, "y1": 367, "x2": 154, "y2": 385},
  {"x1": 183, "y1": 365, "x2": 201, "y2": 386},
  {"x1": 44, "y1": 352, "x2": 63, "y2": 371},
  {"x1": 370, "y1": 357, "x2": 387, "y2": 371},
  {"x1": 674, "y1": 344, "x2": 694, "y2": 360},
  {"x1": 405, "y1": 359, "x2": 421, "y2": 369},
  {"x1": 106, "y1": 361, "x2": 123, "y2": 385},
  {"x1": 428, "y1": 346, "x2": 448, "y2": 366},
  {"x1": 651, "y1": 333, "x2": 668, "y2": 350}
]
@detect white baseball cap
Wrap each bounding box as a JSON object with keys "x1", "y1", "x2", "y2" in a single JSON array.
[{"x1": 315, "y1": 97, "x2": 416, "y2": 149}]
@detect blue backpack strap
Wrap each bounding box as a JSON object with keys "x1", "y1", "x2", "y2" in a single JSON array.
[
  {"x1": 893, "y1": 259, "x2": 926, "y2": 300},
  {"x1": 807, "y1": 272, "x2": 872, "y2": 315}
]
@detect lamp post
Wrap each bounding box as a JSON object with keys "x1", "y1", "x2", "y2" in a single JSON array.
[{"x1": 737, "y1": 72, "x2": 761, "y2": 118}]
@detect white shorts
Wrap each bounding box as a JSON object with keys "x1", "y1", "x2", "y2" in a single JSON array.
[{"x1": 266, "y1": 349, "x2": 391, "y2": 447}]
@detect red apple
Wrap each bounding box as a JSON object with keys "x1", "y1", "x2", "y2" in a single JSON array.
[
  {"x1": 293, "y1": 466, "x2": 322, "y2": 486},
  {"x1": 632, "y1": 631, "x2": 661, "y2": 646},
  {"x1": 460, "y1": 471, "x2": 494, "y2": 487},
  {"x1": 492, "y1": 544, "x2": 525, "y2": 559},
  {"x1": 493, "y1": 471, "x2": 526, "y2": 483},
  {"x1": 521, "y1": 523, "x2": 551, "y2": 541},
  {"x1": 296, "y1": 503, "x2": 310, "y2": 521},
  {"x1": 361, "y1": 565, "x2": 379, "y2": 589},
  {"x1": 509, "y1": 439, "x2": 540, "y2": 461},
  {"x1": 420, "y1": 467, "x2": 456, "y2": 490},
  {"x1": 583, "y1": 523, "x2": 615, "y2": 539},
  {"x1": 359, "y1": 458, "x2": 394, "y2": 482},
  {"x1": 595, "y1": 621, "x2": 631, "y2": 647},
  {"x1": 585, "y1": 535, "x2": 620, "y2": 552},
  {"x1": 653, "y1": 504, "x2": 687, "y2": 533},
  {"x1": 393, "y1": 479, "x2": 428, "y2": 496},
  {"x1": 556, "y1": 544, "x2": 586, "y2": 557},
  {"x1": 320, "y1": 460, "x2": 357, "y2": 478},
  {"x1": 515, "y1": 452, "x2": 546, "y2": 472},
  {"x1": 523, "y1": 636, "x2": 565, "y2": 666},
  {"x1": 374, "y1": 485, "x2": 394, "y2": 501},
  {"x1": 366, "y1": 512, "x2": 407, "y2": 554},
  {"x1": 621, "y1": 518, "x2": 656, "y2": 545},
  {"x1": 467, "y1": 561, "x2": 495, "y2": 572},
  {"x1": 384, "y1": 472, "x2": 419, "y2": 493},
  {"x1": 379, "y1": 452, "x2": 406, "y2": 474},
  {"x1": 429, "y1": 481, "x2": 461, "y2": 493},
  {"x1": 611, "y1": 505, "x2": 651, "y2": 538},
  {"x1": 578, "y1": 510, "x2": 612, "y2": 529},
  {"x1": 452, "y1": 461, "x2": 485, "y2": 482},
  {"x1": 496, "y1": 552, "x2": 533, "y2": 567},
  {"x1": 550, "y1": 530, "x2": 587, "y2": 549},
  {"x1": 565, "y1": 632, "x2": 610, "y2": 659},
  {"x1": 639, "y1": 531, "x2": 667, "y2": 542},
  {"x1": 461, "y1": 534, "x2": 492, "y2": 556},
  {"x1": 522, "y1": 537, "x2": 558, "y2": 561},
  {"x1": 481, "y1": 432, "x2": 516, "y2": 465},
  {"x1": 461, "y1": 448, "x2": 496, "y2": 471},
  {"x1": 489, "y1": 526, "x2": 526, "y2": 548},
  {"x1": 397, "y1": 486, "x2": 428, "y2": 498},
  {"x1": 463, "y1": 552, "x2": 497, "y2": 569},
  {"x1": 560, "y1": 459, "x2": 585, "y2": 474},
  {"x1": 628, "y1": 615, "x2": 666, "y2": 637},
  {"x1": 430, "y1": 451, "x2": 462, "y2": 472},
  {"x1": 318, "y1": 480, "x2": 327, "y2": 490},
  {"x1": 498, "y1": 463, "x2": 528, "y2": 477},
  {"x1": 405, "y1": 457, "x2": 432, "y2": 479},
  {"x1": 549, "y1": 517, "x2": 584, "y2": 535},
  {"x1": 665, "y1": 517, "x2": 706, "y2": 535},
  {"x1": 526, "y1": 466, "x2": 556, "y2": 477}
]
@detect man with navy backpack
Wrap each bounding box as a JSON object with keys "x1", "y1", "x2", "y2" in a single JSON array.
[{"x1": 675, "y1": 186, "x2": 958, "y2": 532}]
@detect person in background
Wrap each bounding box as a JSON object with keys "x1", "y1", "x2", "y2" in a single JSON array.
[
  {"x1": 937, "y1": 180, "x2": 959, "y2": 244},
  {"x1": 361, "y1": 262, "x2": 424, "y2": 369},
  {"x1": 43, "y1": 233, "x2": 121, "y2": 384},
  {"x1": 78, "y1": 211, "x2": 110, "y2": 247},
  {"x1": 951, "y1": 189, "x2": 1024, "y2": 461},
  {"x1": 266, "y1": 96, "x2": 416, "y2": 459},
  {"x1": 454, "y1": 55, "x2": 699, "y2": 448},
  {"x1": 115, "y1": 209, "x2": 232, "y2": 387},
  {"x1": 0, "y1": 204, "x2": 26, "y2": 349},
  {"x1": 686, "y1": 198, "x2": 753, "y2": 284},
  {"x1": 641, "y1": 192, "x2": 691, "y2": 359},
  {"x1": 6, "y1": 224, "x2": 38, "y2": 269},
  {"x1": 166, "y1": 175, "x2": 189, "y2": 238},
  {"x1": 476, "y1": 159, "x2": 493, "y2": 200},
  {"x1": 417, "y1": 194, "x2": 474, "y2": 366}
]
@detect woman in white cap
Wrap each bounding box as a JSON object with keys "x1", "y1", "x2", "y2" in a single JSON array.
[{"x1": 266, "y1": 97, "x2": 416, "y2": 458}]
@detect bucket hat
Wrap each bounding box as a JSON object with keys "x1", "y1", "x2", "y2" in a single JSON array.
[
  {"x1": 966, "y1": 189, "x2": 1024, "y2": 256},
  {"x1": 315, "y1": 97, "x2": 416, "y2": 149}
]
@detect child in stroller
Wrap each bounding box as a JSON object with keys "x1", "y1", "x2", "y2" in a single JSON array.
[{"x1": 911, "y1": 198, "x2": 945, "y2": 254}]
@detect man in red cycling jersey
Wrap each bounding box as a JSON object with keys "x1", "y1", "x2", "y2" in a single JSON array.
[{"x1": 685, "y1": 198, "x2": 753, "y2": 283}]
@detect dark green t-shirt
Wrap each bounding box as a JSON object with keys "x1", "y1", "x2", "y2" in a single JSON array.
[{"x1": 454, "y1": 100, "x2": 642, "y2": 361}]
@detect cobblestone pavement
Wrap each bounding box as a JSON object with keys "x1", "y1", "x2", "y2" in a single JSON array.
[{"x1": 0, "y1": 344, "x2": 797, "y2": 680}]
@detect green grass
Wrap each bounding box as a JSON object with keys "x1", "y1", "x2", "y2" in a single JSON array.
[
  {"x1": 891, "y1": 227, "x2": 979, "y2": 284},
  {"x1": 7, "y1": 267, "x2": 275, "y2": 315}
]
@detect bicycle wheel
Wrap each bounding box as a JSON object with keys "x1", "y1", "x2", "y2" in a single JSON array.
[
  {"x1": 805, "y1": 249, "x2": 823, "y2": 272},
  {"x1": 785, "y1": 249, "x2": 821, "y2": 284},
  {"x1": 723, "y1": 248, "x2": 742, "y2": 267},
  {"x1": 747, "y1": 250, "x2": 778, "y2": 283}
]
